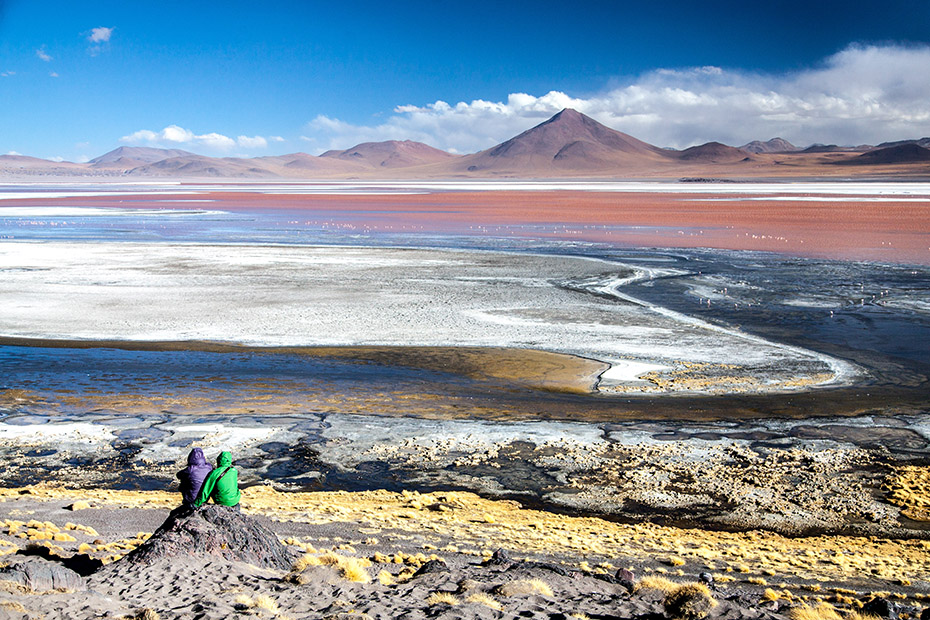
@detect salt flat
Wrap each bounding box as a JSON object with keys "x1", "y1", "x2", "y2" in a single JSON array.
[{"x1": 0, "y1": 241, "x2": 853, "y2": 394}]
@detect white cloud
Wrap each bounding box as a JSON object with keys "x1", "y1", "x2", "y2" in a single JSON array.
[
  {"x1": 36, "y1": 47, "x2": 52, "y2": 62},
  {"x1": 49, "y1": 71, "x2": 59, "y2": 78},
  {"x1": 1, "y1": 71, "x2": 15, "y2": 77},
  {"x1": 5, "y1": 151, "x2": 22, "y2": 156},
  {"x1": 305, "y1": 44, "x2": 930, "y2": 152},
  {"x1": 237, "y1": 135, "x2": 268, "y2": 149},
  {"x1": 88, "y1": 27, "x2": 113, "y2": 43},
  {"x1": 269, "y1": 136, "x2": 285, "y2": 143},
  {"x1": 120, "y1": 125, "x2": 274, "y2": 153}
]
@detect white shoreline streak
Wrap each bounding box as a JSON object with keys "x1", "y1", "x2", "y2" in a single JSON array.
[{"x1": 591, "y1": 267, "x2": 859, "y2": 387}]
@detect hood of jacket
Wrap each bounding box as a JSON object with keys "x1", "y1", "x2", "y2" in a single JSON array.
[
  {"x1": 188, "y1": 447, "x2": 207, "y2": 467},
  {"x1": 216, "y1": 451, "x2": 232, "y2": 467}
]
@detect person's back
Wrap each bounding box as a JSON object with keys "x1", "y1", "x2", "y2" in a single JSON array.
[
  {"x1": 177, "y1": 447, "x2": 213, "y2": 507},
  {"x1": 193, "y1": 451, "x2": 241, "y2": 508}
]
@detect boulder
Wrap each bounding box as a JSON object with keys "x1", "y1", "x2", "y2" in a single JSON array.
[
  {"x1": 122, "y1": 505, "x2": 299, "y2": 570},
  {"x1": 0, "y1": 557, "x2": 85, "y2": 592}
]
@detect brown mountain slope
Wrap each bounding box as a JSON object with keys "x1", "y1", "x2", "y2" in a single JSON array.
[
  {"x1": 677, "y1": 142, "x2": 752, "y2": 163},
  {"x1": 455, "y1": 108, "x2": 674, "y2": 174},
  {"x1": 837, "y1": 143, "x2": 930, "y2": 165},
  {"x1": 320, "y1": 140, "x2": 456, "y2": 168}
]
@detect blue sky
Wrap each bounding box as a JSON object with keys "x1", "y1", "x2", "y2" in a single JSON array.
[{"x1": 2, "y1": 0, "x2": 929, "y2": 161}]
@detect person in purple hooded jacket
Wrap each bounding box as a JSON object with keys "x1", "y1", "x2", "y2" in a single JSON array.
[{"x1": 177, "y1": 447, "x2": 213, "y2": 507}]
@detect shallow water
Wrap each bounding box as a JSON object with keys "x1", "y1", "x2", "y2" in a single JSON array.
[{"x1": 1, "y1": 187, "x2": 929, "y2": 523}]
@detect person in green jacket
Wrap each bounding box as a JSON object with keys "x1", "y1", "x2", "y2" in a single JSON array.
[{"x1": 193, "y1": 451, "x2": 241, "y2": 509}]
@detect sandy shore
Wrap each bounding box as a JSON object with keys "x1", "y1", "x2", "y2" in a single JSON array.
[{"x1": 0, "y1": 485, "x2": 928, "y2": 619}]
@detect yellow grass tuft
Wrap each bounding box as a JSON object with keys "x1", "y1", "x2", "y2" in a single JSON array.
[
  {"x1": 664, "y1": 583, "x2": 718, "y2": 620},
  {"x1": 570, "y1": 614, "x2": 591, "y2": 620},
  {"x1": 235, "y1": 594, "x2": 254, "y2": 606},
  {"x1": 135, "y1": 609, "x2": 160, "y2": 620},
  {"x1": 292, "y1": 553, "x2": 322, "y2": 572},
  {"x1": 467, "y1": 592, "x2": 503, "y2": 611},
  {"x1": 377, "y1": 569, "x2": 394, "y2": 585},
  {"x1": 749, "y1": 577, "x2": 768, "y2": 586},
  {"x1": 68, "y1": 500, "x2": 91, "y2": 511},
  {"x1": 53, "y1": 532, "x2": 77, "y2": 542},
  {"x1": 635, "y1": 575, "x2": 680, "y2": 594},
  {"x1": 498, "y1": 578, "x2": 553, "y2": 597},
  {"x1": 0, "y1": 601, "x2": 27, "y2": 613},
  {"x1": 668, "y1": 556, "x2": 687, "y2": 566},
  {"x1": 789, "y1": 602, "x2": 843, "y2": 620},
  {"x1": 427, "y1": 592, "x2": 459, "y2": 606},
  {"x1": 253, "y1": 595, "x2": 279, "y2": 613},
  {"x1": 846, "y1": 613, "x2": 881, "y2": 620},
  {"x1": 763, "y1": 589, "x2": 781, "y2": 602}
]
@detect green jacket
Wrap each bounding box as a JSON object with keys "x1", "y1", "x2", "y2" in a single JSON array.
[{"x1": 193, "y1": 451, "x2": 241, "y2": 508}]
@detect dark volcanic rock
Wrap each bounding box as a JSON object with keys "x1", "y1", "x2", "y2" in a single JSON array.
[
  {"x1": 122, "y1": 505, "x2": 299, "y2": 570},
  {"x1": 0, "y1": 557, "x2": 85, "y2": 592},
  {"x1": 864, "y1": 597, "x2": 900, "y2": 620}
]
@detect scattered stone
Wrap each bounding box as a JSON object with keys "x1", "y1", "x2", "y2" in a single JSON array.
[
  {"x1": 413, "y1": 559, "x2": 449, "y2": 577},
  {"x1": 699, "y1": 572, "x2": 714, "y2": 584},
  {"x1": 485, "y1": 548, "x2": 514, "y2": 566},
  {"x1": 0, "y1": 557, "x2": 85, "y2": 592},
  {"x1": 864, "y1": 597, "x2": 900, "y2": 620}
]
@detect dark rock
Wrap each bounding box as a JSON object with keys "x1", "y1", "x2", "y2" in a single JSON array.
[
  {"x1": 485, "y1": 548, "x2": 514, "y2": 566},
  {"x1": 521, "y1": 562, "x2": 572, "y2": 577},
  {"x1": 0, "y1": 557, "x2": 85, "y2": 592},
  {"x1": 617, "y1": 567, "x2": 635, "y2": 592},
  {"x1": 864, "y1": 597, "x2": 900, "y2": 620},
  {"x1": 920, "y1": 607, "x2": 930, "y2": 620},
  {"x1": 121, "y1": 504, "x2": 299, "y2": 570},
  {"x1": 413, "y1": 559, "x2": 449, "y2": 577},
  {"x1": 699, "y1": 572, "x2": 714, "y2": 584}
]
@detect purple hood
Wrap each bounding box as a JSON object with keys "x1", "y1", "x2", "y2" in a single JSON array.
[{"x1": 177, "y1": 447, "x2": 213, "y2": 504}]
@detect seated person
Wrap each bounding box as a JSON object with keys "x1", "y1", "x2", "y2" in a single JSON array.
[
  {"x1": 176, "y1": 447, "x2": 213, "y2": 508},
  {"x1": 193, "y1": 451, "x2": 241, "y2": 509}
]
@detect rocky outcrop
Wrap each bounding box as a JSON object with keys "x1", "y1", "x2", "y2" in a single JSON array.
[{"x1": 122, "y1": 505, "x2": 299, "y2": 570}]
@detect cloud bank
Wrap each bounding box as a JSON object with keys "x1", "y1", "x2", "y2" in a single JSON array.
[
  {"x1": 88, "y1": 27, "x2": 113, "y2": 43},
  {"x1": 306, "y1": 44, "x2": 930, "y2": 153},
  {"x1": 120, "y1": 125, "x2": 276, "y2": 153}
]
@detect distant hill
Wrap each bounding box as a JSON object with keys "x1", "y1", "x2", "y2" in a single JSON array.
[
  {"x1": 320, "y1": 140, "x2": 456, "y2": 168},
  {"x1": 4, "y1": 110, "x2": 930, "y2": 179},
  {"x1": 740, "y1": 138, "x2": 799, "y2": 154},
  {"x1": 677, "y1": 142, "x2": 751, "y2": 163},
  {"x1": 456, "y1": 108, "x2": 673, "y2": 174},
  {"x1": 89, "y1": 146, "x2": 197, "y2": 168},
  {"x1": 875, "y1": 138, "x2": 930, "y2": 150},
  {"x1": 836, "y1": 143, "x2": 930, "y2": 165}
]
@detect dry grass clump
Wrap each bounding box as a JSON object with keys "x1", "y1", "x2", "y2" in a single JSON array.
[
  {"x1": 884, "y1": 466, "x2": 930, "y2": 521},
  {"x1": 497, "y1": 578, "x2": 553, "y2": 597},
  {"x1": 427, "y1": 592, "x2": 460, "y2": 606},
  {"x1": 467, "y1": 592, "x2": 503, "y2": 610},
  {"x1": 377, "y1": 570, "x2": 394, "y2": 585},
  {"x1": 845, "y1": 613, "x2": 881, "y2": 620},
  {"x1": 253, "y1": 595, "x2": 280, "y2": 613},
  {"x1": 290, "y1": 551, "x2": 372, "y2": 584},
  {"x1": 663, "y1": 583, "x2": 718, "y2": 620},
  {"x1": 134, "y1": 609, "x2": 160, "y2": 620},
  {"x1": 67, "y1": 500, "x2": 91, "y2": 511},
  {"x1": 634, "y1": 575, "x2": 680, "y2": 594},
  {"x1": 667, "y1": 556, "x2": 687, "y2": 566},
  {"x1": 789, "y1": 602, "x2": 843, "y2": 620},
  {"x1": 0, "y1": 601, "x2": 28, "y2": 613}
]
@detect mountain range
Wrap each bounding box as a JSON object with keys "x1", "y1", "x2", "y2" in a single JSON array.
[{"x1": 3, "y1": 109, "x2": 929, "y2": 179}]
